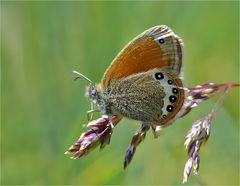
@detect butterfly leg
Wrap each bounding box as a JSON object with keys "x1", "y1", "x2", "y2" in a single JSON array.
[
  {"x1": 107, "y1": 115, "x2": 115, "y2": 128},
  {"x1": 124, "y1": 122, "x2": 151, "y2": 169},
  {"x1": 86, "y1": 109, "x2": 99, "y2": 122},
  {"x1": 151, "y1": 124, "x2": 158, "y2": 138}
]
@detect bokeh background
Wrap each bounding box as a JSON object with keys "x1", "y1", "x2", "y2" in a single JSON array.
[{"x1": 1, "y1": 1, "x2": 239, "y2": 185}]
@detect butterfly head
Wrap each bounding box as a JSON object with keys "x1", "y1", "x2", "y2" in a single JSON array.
[
  {"x1": 72, "y1": 70, "x2": 109, "y2": 114},
  {"x1": 85, "y1": 84, "x2": 106, "y2": 113}
]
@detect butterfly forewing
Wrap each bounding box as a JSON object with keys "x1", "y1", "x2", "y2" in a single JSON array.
[{"x1": 101, "y1": 25, "x2": 184, "y2": 88}]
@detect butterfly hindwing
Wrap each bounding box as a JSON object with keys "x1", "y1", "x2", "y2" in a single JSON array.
[{"x1": 102, "y1": 68, "x2": 185, "y2": 126}]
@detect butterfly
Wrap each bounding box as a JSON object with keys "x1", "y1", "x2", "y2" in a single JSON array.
[
  {"x1": 67, "y1": 25, "x2": 240, "y2": 181},
  {"x1": 84, "y1": 25, "x2": 185, "y2": 127}
]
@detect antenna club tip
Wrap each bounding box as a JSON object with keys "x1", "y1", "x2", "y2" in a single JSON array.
[{"x1": 72, "y1": 70, "x2": 80, "y2": 75}]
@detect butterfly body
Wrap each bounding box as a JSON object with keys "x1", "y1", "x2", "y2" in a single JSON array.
[{"x1": 86, "y1": 25, "x2": 185, "y2": 126}]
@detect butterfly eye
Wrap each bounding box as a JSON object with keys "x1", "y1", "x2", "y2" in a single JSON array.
[
  {"x1": 166, "y1": 105, "x2": 174, "y2": 112},
  {"x1": 168, "y1": 80, "x2": 173, "y2": 85},
  {"x1": 172, "y1": 88, "x2": 179, "y2": 94},
  {"x1": 162, "y1": 114, "x2": 166, "y2": 118},
  {"x1": 158, "y1": 38, "x2": 165, "y2": 44},
  {"x1": 169, "y1": 95, "x2": 177, "y2": 103},
  {"x1": 155, "y1": 72, "x2": 164, "y2": 80}
]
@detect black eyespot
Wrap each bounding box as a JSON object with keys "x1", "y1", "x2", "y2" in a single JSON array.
[
  {"x1": 169, "y1": 95, "x2": 177, "y2": 103},
  {"x1": 162, "y1": 114, "x2": 166, "y2": 118},
  {"x1": 155, "y1": 72, "x2": 164, "y2": 80},
  {"x1": 166, "y1": 105, "x2": 174, "y2": 112},
  {"x1": 172, "y1": 88, "x2": 179, "y2": 94},
  {"x1": 168, "y1": 80, "x2": 173, "y2": 85},
  {"x1": 159, "y1": 38, "x2": 165, "y2": 44}
]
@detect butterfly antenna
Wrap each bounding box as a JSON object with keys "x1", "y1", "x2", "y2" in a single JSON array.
[{"x1": 72, "y1": 70, "x2": 93, "y2": 83}]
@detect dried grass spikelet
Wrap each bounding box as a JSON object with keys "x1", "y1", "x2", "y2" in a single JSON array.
[{"x1": 65, "y1": 82, "x2": 239, "y2": 183}]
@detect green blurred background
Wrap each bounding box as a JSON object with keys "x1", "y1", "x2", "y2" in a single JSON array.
[{"x1": 1, "y1": 1, "x2": 239, "y2": 185}]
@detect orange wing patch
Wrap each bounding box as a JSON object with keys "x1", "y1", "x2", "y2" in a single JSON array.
[{"x1": 102, "y1": 36, "x2": 168, "y2": 87}]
